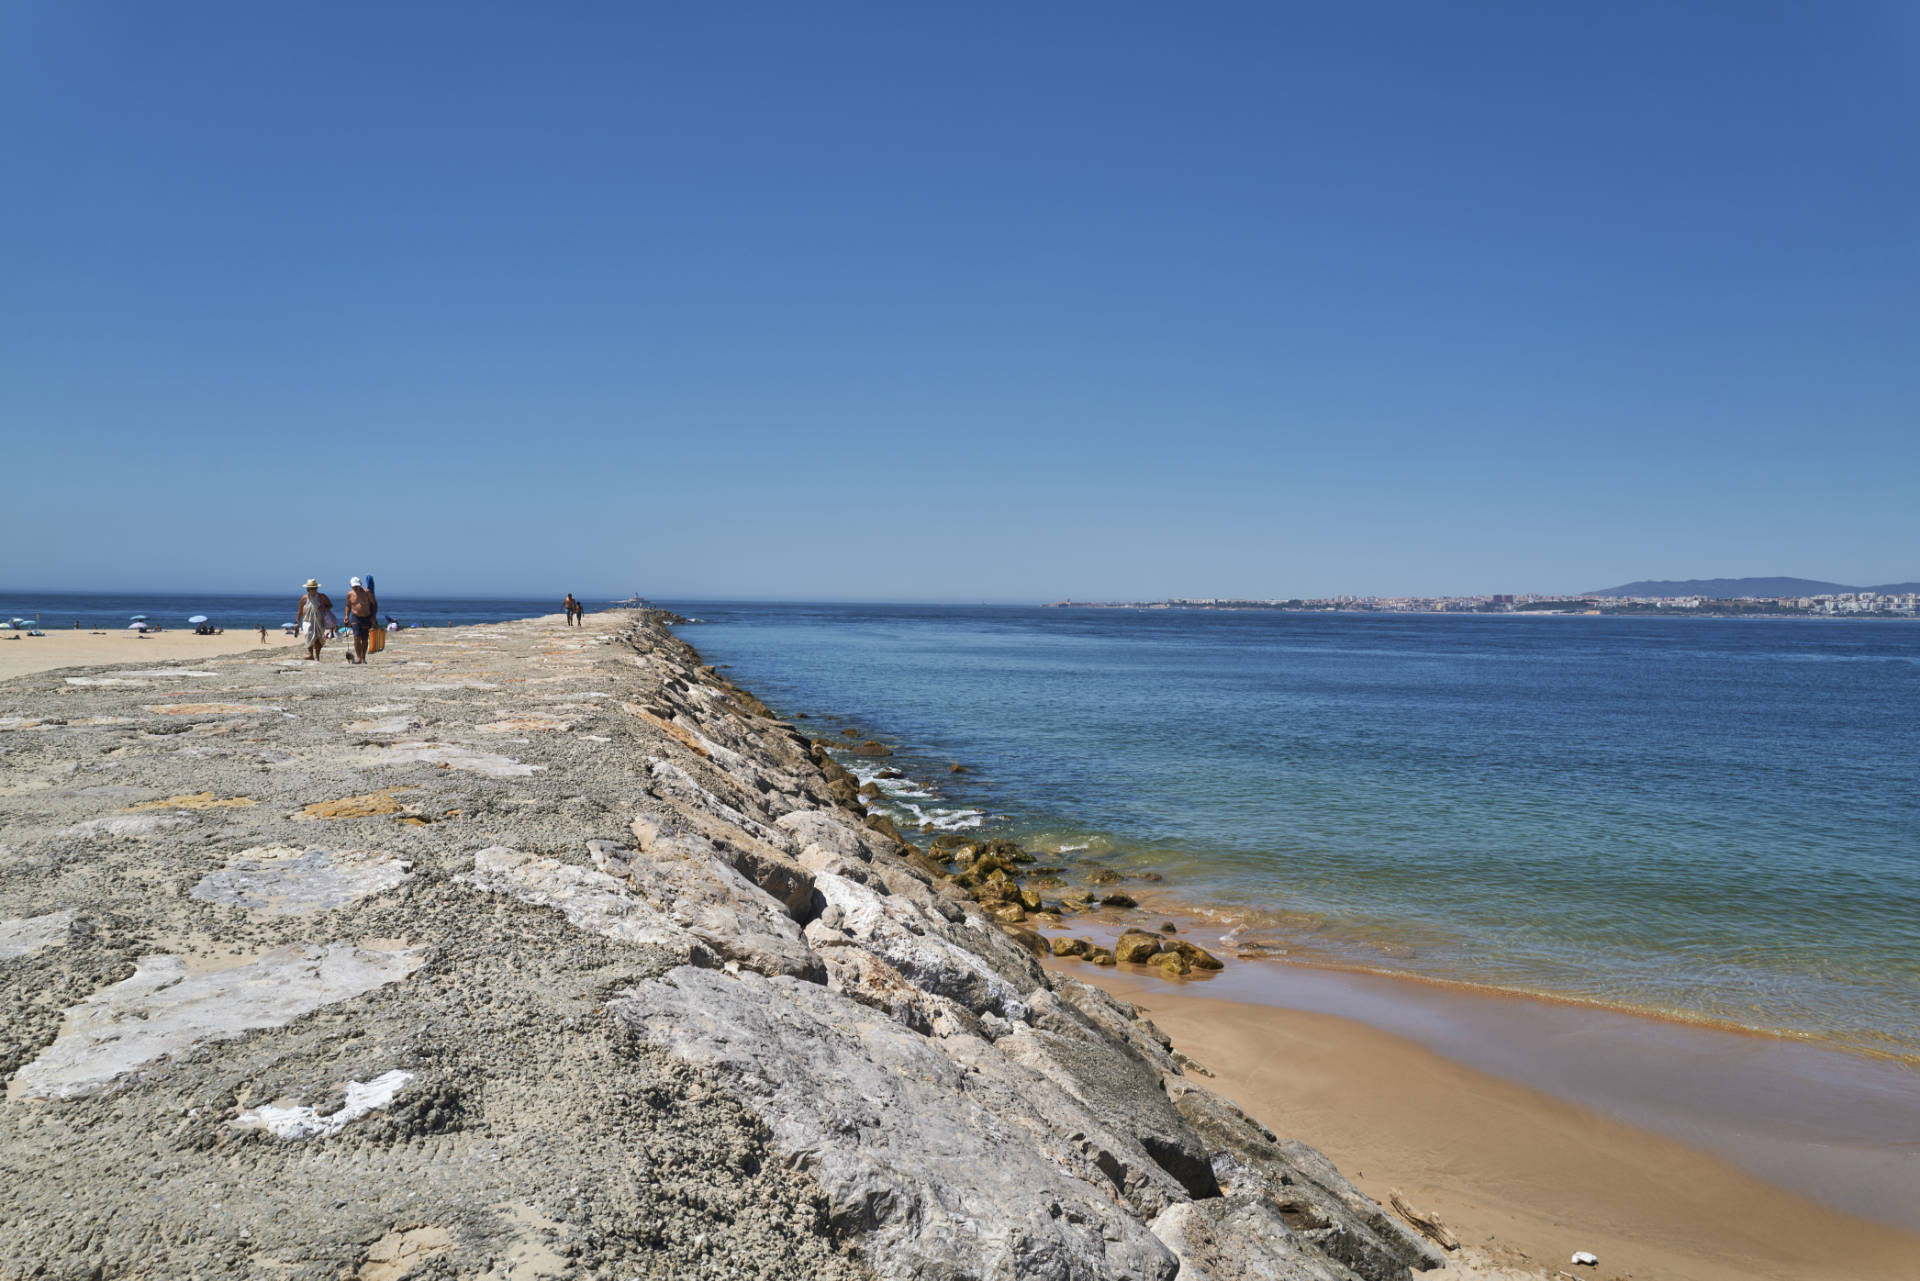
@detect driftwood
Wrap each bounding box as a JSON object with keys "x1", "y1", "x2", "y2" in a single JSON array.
[{"x1": 1389, "y1": 1191, "x2": 1461, "y2": 1251}]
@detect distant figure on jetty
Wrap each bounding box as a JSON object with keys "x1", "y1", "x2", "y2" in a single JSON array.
[
  {"x1": 257, "y1": 624, "x2": 267, "y2": 644},
  {"x1": 296, "y1": 579, "x2": 333, "y2": 661},
  {"x1": 563, "y1": 594, "x2": 583, "y2": 627},
  {"x1": 344, "y1": 577, "x2": 379, "y2": 665}
]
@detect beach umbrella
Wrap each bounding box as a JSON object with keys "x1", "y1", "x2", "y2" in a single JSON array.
[
  {"x1": 128, "y1": 622, "x2": 149, "y2": 631},
  {"x1": 129, "y1": 614, "x2": 148, "y2": 621},
  {"x1": 188, "y1": 615, "x2": 208, "y2": 624}
]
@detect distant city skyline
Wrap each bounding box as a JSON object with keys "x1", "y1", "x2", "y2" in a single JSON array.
[{"x1": 5, "y1": 4, "x2": 1915, "y2": 600}]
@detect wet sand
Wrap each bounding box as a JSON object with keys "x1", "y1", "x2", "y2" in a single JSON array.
[
  {"x1": 0, "y1": 628, "x2": 303, "y2": 681},
  {"x1": 1063, "y1": 963, "x2": 1920, "y2": 1281}
]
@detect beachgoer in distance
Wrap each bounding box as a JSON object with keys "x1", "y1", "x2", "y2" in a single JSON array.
[
  {"x1": 257, "y1": 624, "x2": 267, "y2": 644},
  {"x1": 345, "y1": 576, "x2": 379, "y2": 665},
  {"x1": 563, "y1": 593, "x2": 581, "y2": 627},
  {"x1": 297, "y1": 579, "x2": 332, "y2": 661}
]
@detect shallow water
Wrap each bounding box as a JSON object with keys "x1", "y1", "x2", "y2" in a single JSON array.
[{"x1": 673, "y1": 602, "x2": 1920, "y2": 1060}]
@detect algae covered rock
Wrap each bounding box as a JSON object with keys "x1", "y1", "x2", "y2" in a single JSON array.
[
  {"x1": 1115, "y1": 931, "x2": 1163, "y2": 964},
  {"x1": 1050, "y1": 936, "x2": 1090, "y2": 958},
  {"x1": 1147, "y1": 951, "x2": 1193, "y2": 977},
  {"x1": 1166, "y1": 940, "x2": 1223, "y2": 971}
]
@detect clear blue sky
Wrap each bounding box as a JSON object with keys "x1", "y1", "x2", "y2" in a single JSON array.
[{"x1": 4, "y1": 2, "x2": 1915, "y2": 600}]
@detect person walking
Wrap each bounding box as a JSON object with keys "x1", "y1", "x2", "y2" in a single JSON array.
[
  {"x1": 296, "y1": 579, "x2": 332, "y2": 661},
  {"x1": 344, "y1": 576, "x2": 379, "y2": 664},
  {"x1": 563, "y1": 593, "x2": 582, "y2": 627}
]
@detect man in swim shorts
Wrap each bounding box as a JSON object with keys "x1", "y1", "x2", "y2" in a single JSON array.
[{"x1": 344, "y1": 576, "x2": 379, "y2": 665}]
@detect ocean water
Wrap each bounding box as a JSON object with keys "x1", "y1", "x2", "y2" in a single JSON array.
[
  {"x1": 669, "y1": 602, "x2": 1920, "y2": 1060},
  {"x1": 0, "y1": 591, "x2": 589, "y2": 632}
]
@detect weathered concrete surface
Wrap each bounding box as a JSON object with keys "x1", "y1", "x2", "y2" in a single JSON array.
[
  {"x1": 11, "y1": 944, "x2": 425, "y2": 1101},
  {"x1": 0, "y1": 610, "x2": 1445, "y2": 1280}
]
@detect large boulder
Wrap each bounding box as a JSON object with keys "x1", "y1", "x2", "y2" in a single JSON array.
[{"x1": 610, "y1": 967, "x2": 1180, "y2": 1281}]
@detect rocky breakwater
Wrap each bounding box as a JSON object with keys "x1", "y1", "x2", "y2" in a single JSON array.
[{"x1": 0, "y1": 611, "x2": 1447, "y2": 1281}]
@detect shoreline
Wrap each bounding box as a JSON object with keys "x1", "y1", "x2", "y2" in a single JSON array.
[
  {"x1": 797, "y1": 709, "x2": 1920, "y2": 1241},
  {"x1": 0, "y1": 627, "x2": 304, "y2": 681},
  {"x1": 1058, "y1": 965, "x2": 1920, "y2": 1281}
]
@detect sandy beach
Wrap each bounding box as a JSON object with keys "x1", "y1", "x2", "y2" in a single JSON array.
[
  {"x1": 1064, "y1": 964, "x2": 1920, "y2": 1281},
  {"x1": 0, "y1": 627, "x2": 301, "y2": 681}
]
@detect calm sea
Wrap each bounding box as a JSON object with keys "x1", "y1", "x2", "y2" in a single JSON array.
[{"x1": 670, "y1": 602, "x2": 1920, "y2": 1060}]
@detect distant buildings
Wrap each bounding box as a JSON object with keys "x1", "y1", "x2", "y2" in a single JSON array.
[{"x1": 1043, "y1": 592, "x2": 1920, "y2": 617}]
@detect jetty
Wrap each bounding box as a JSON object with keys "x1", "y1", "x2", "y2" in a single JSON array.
[{"x1": 0, "y1": 611, "x2": 1443, "y2": 1279}]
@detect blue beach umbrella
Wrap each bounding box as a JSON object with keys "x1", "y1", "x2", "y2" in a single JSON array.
[
  {"x1": 188, "y1": 615, "x2": 209, "y2": 624},
  {"x1": 129, "y1": 614, "x2": 148, "y2": 621}
]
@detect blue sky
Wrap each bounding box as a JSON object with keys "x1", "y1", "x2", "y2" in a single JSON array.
[{"x1": 3, "y1": 2, "x2": 1915, "y2": 600}]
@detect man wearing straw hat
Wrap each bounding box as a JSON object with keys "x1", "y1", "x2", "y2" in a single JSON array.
[{"x1": 296, "y1": 579, "x2": 333, "y2": 662}]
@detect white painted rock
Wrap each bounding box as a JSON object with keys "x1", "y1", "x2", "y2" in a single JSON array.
[{"x1": 1572, "y1": 1251, "x2": 1600, "y2": 1266}]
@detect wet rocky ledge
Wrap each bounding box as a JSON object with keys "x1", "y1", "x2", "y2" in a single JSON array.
[{"x1": 0, "y1": 611, "x2": 1446, "y2": 1281}]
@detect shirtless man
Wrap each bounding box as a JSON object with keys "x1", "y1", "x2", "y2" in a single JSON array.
[
  {"x1": 344, "y1": 577, "x2": 379, "y2": 664},
  {"x1": 296, "y1": 579, "x2": 333, "y2": 661},
  {"x1": 563, "y1": 593, "x2": 581, "y2": 627}
]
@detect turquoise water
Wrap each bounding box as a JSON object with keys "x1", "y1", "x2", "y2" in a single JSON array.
[{"x1": 671, "y1": 603, "x2": 1920, "y2": 1059}]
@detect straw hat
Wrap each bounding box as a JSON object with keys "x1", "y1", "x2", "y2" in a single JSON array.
[{"x1": 304, "y1": 578, "x2": 320, "y2": 590}]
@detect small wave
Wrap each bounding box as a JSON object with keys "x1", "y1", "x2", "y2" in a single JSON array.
[{"x1": 903, "y1": 803, "x2": 985, "y2": 831}]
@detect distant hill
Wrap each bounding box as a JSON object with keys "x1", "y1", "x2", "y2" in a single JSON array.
[{"x1": 1588, "y1": 577, "x2": 1916, "y2": 598}]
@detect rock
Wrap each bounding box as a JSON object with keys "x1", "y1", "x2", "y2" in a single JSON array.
[
  {"x1": 1018, "y1": 888, "x2": 1044, "y2": 912},
  {"x1": 190, "y1": 846, "x2": 413, "y2": 914},
  {"x1": 59, "y1": 813, "x2": 194, "y2": 840},
  {"x1": 1102, "y1": 893, "x2": 1139, "y2": 909},
  {"x1": 1165, "y1": 940, "x2": 1224, "y2": 970},
  {"x1": 1087, "y1": 947, "x2": 1117, "y2": 966},
  {"x1": 1114, "y1": 932, "x2": 1163, "y2": 964},
  {"x1": 948, "y1": 763, "x2": 967, "y2": 773},
  {"x1": 1049, "y1": 936, "x2": 1089, "y2": 957},
  {"x1": 1167, "y1": 1079, "x2": 1447, "y2": 1279},
  {"x1": 356, "y1": 740, "x2": 543, "y2": 777},
  {"x1": 865, "y1": 813, "x2": 903, "y2": 842},
  {"x1": 991, "y1": 903, "x2": 1027, "y2": 924},
  {"x1": 610, "y1": 967, "x2": 1179, "y2": 1281},
  {"x1": 849, "y1": 740, "x2": 892, "y2": 757},
  {"x1": 1001, "y1": 924, "x2": 1050, "y2": 959},
  {"x1": 0, "y1": 909, "x2": 75, "y2": 961},
  {"x1": 1160, "y1": 922, "x2": 1178, "y2": 934},
  {"x1": 1149, "y1": 1195, "x2": 1358, "y2": 1281},
  {"x1": 805, "y1": 871, "x2": 1036, "y2": 1022},
  {"x1": 461, "y1": 846, "x2": 717, "y2": 969},
  {"x1": 1147, "y1": 951, "x2": 1192, "y2": 977},
  {"x1": 13, "y1": 944, "x2": 425, "y2": 1100},
  {"x1": 857, "y1": 782, "x2": 883, "y2": 800},
  {"x1": 1090, "y1": 869, "x2": 1124, "y2": 885},
  {"x1": 1009, "y1": 988, "x2": 1220, "y2": 1200}
]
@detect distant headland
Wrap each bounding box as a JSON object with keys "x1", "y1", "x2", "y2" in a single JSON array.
[{"x1": 1046, "y1": 576, "x2": 1920, "y2": 618}]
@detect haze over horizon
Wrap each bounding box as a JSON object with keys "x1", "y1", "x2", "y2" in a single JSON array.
[{"x1": 5, "y1": 4, "x2": 1915, "y2": 601}]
